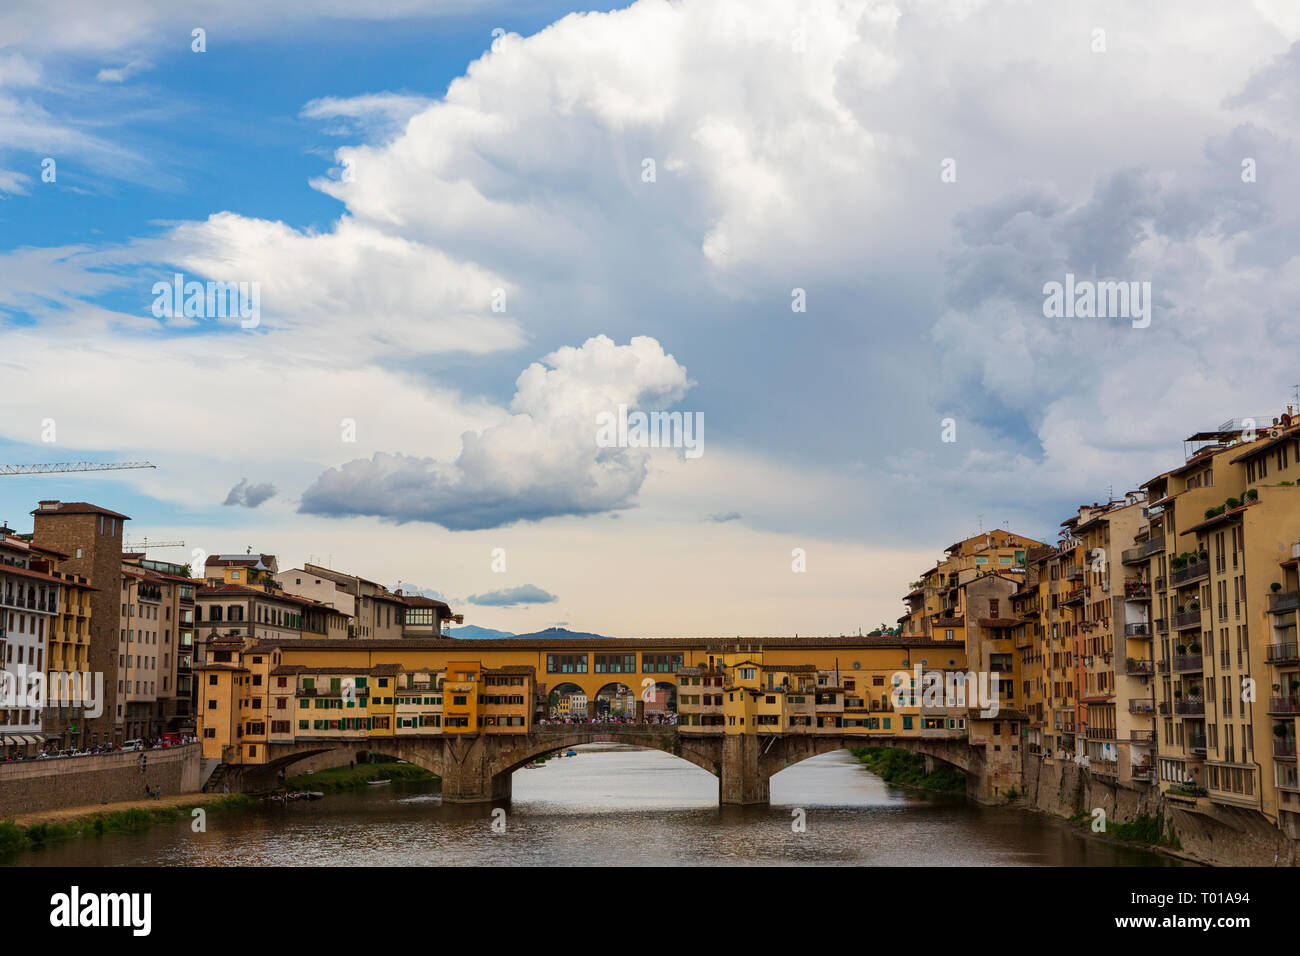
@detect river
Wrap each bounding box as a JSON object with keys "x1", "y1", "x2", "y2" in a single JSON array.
[{"x1": 15, "y1": 747, "x2": 1177, "y2": 866}]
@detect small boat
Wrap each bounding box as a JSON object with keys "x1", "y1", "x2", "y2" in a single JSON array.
[
  {"x1": 306, "y1": 791, "x2": 324, "y2": 800},
  {"x1": 367, "y1": 778, "x2": 392, "y2": 786},
  {"x1": 523, "y1": 761, "x2": 541, "y2": 769},
  {"x1": 564, "y1": 750, "x2": 578, "y2": 757}
]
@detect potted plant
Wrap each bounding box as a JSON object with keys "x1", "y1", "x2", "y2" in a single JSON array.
[
  {"x1": 1245, "y1": 488, "x2": 1259, "y2": 501},
  {"x1": 1174, "y1": 688, "x2": 1183, "y2": 698},
  {"x1": 1273, "y1": 582, "x2": 1284, "y2": 592},
  {"x1": 1188, "y1": 685, "x2": 1202, "y2": 697},
  {"x1": 1189, "y1": 642, "x2": 1201, "y2": 653},
  {"x1": 1274, "y1": 724, "x2": 1288, "y2": 737},
  {"x1": 1226, "y1": 496, "x2": 1241, "y2": 510},
  {"x1": 1199, "y1": 549, "x2": 1208, "y2": 561},
  {"x1": 1189, "y1": 600, "x2": 1200, "y2": 611},
  {"x1": 1176, "y1": 645, "x2": 1187, "y2": 655}
]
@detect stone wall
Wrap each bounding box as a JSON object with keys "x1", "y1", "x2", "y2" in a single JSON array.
[
  {"x1": 1022, "y1": 756, "x2": 1298, "y2": 866},
  {"x1": 0, "y1": 744, "x2": 201, "y2": 817}
]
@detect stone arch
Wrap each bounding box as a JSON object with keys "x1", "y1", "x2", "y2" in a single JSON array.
[
  {"x1": 257, "y1": 739, "x2": 445, "y2": 780},
  {"x1": 757, "y1": 735, "x2": 981, "y2": 795},
  {"x1": 486, "y1": 730, "x2": 718, "y2": 781}
]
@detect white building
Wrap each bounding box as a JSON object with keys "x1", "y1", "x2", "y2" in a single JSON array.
[{"x1": 0, "y1": 529, "x2": 63, "y2": 756}]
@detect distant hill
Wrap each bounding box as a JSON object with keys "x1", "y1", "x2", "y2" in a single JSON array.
[
  {"x1": 512, "y1": 626, "x2": 616, "y2": 641},
  {"x1": 447, "y1": 625, "x2": 618, "y2": 641},
  {"x1": 447, "y1": 625, "x2": 516, "y2": 639}
]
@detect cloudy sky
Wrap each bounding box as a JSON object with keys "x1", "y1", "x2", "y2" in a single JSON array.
[{"x1": 1, "y1": 0, "x2": 1297, "y2": 637}]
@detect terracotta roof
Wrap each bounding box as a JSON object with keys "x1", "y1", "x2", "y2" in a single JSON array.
[
  {"x1": 0, "y1": 563, "x2": 71, "y2": 587},
  {"x1": 399, "y1": 594, "x2": 451, "y2": 610}
]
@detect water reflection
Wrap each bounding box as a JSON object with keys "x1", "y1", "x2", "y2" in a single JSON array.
[{"x1": 15, "y1": 748, "x2": 1177, "y2": 867}]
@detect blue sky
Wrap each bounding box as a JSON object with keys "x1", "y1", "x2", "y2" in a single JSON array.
[{"x1": 2, "y1": 0, "x2": 1299, "y2": 636}]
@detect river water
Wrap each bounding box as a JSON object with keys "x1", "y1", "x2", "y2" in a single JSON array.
[{"x1": 16, "y1": 748, "x2": 1176, "y2": 866}]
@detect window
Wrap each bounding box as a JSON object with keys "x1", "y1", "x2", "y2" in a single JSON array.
[{"x1": 546, "y1": 653, "x2": 589, "y2": 674}]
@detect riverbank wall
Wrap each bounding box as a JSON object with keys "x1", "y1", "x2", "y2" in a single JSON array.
[
  {"x1": 0, "y1": 744, "x2": 201, "y2": 817},
  {"x1": 1022, "y1": 756, "x2": 1296, "y2": 866}
]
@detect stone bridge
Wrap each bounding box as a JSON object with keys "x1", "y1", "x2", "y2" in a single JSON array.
[{"x1": 220, "y1": 726, "x2": 1015, "y2": 804}]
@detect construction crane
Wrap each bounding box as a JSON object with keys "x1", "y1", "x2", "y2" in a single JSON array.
[
  {"x1": 123, "y1": 539, "x2": 186, "y2": 551},
  {"x1": 0, "y1": 461, "x2": 156, "y2": 476}
]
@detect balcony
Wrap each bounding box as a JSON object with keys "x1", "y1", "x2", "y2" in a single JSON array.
[
  {"x1": 1129, "y1": 729, "x2": 1156, "y2": 743},
  {"x1": 1187, "y1": 734, "x2": 1208, "y2": 754},
  {"x1": 1269, "y1": 697, "x2": 1300, "y2": 715},
  {"x1": 1173, "y1": 653, "x2": 1203, "y2": 673},
  {"x1": 1267, "y1": 643, "x2": 1300, "y2": 664},
  {"x1": 1154, "y1": 576, "x2": 1167, "y2": 592},
  {"x1": 1172, "y1": 560, "x2": 1209, "y2": 586},
  {"x1": 1158, "y1": 701, "x2": 1171, "y2": 715},
  {"x1": 1125, "y1": 658, "x2": 1154, "y2": 676},
  {"x1": 1085, "y1": 726, "x2": 1116, "y2": 740},
  {"x1": 1128, "y1": 699, "x2": 1155, "y2": 715},
  {"x1": 1124, "y1": 582, "x2": 1151, "y2": 602},
  {"x1": 1171, "y1": 609, "x2": 1202, "y2": 631},
  {"x1": 1175, "y1": 697, "x2": 1205, "y2": 715},
  {"x1": 1066, "y1": 566, "x2": 1084, "y2": 582},
  {"x1": 1062, "y1": 588, "x2": 1085, "y2": 606},
  {"x1": 1154, "y1": 617, "x2": 1168, "y2": 633},
  {"x1": 1125, "y1": 622, "x2": 1151, "y2": 638},
  {"x1": 1274, "y1": 738, "x2": 1297, "y2": 760},
  {"x1": 1121, "y1": 537, "x2": 1164, "y2": 566},
  {"x1": 1270, "y1": 592, "x2": 1300, "y2": 616}
]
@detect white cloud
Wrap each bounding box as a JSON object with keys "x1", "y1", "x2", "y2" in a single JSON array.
[{"x1": 299, "y1": 334, "x2": 694, "y2": 528}]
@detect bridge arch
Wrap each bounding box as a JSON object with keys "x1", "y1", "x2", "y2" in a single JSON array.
[
  {"x1": 486, "y1": 729, "x2": 719, "y2": 782},
  {"x1": 756, "y1": 735, "x2": 981, "y2": 797}
]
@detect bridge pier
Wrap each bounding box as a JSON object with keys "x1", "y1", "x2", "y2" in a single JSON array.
[
  {"x1": 440, "y1": 736, "x2": 513, "y2": 803},
  {"x1": 720, "y1": 734, "x2": 769, "y2": 805}
]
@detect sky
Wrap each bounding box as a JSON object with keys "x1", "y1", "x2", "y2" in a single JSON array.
[{"x1": 1, "y1": 0, "x2": 1299, "y2": 637}]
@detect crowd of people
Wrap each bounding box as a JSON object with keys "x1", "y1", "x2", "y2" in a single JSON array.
[{"x1": 537, "y1": 712, "x2": 678, "y2": 726}]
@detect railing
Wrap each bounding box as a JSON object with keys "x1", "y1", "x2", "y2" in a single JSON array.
[
  {"x1": 1187, "y1": 735, "x2": 1208, "y2": 753},
  {"x1": 1124, "y1": 583, "x2": 1151, "y2": 601},
  {"x1": 1129, "y1": 729, "x2": 1155, "y2": 742},
  {"x1": 1172, "y1": 560, "x2": 1209, "y2": 586},
  {"x1": 1173, "y1": 653, "x2": 1203, "y2": 673},
  {"x1": 1154, "y1": 617, "x2": 1168, "y2": 633},
  {"x1": 1267, "y1": 643, "x2": 1300, "y2": 663},
  {"x1": 1121, "y1": 537, "x2": 1164, "y2": 565},
  {"x1": 1154, "y1": 577, "x2": 1167, "y2": 591},
  {"x1": 1128, "y1": 699, "x2": 1155, "y2": 715},
  {"x1": 1175, "y1": 697, "x2": 1205, "y2": 715},
  {"x1": 1274, "y1": 739, "x2": 1297, "y2": 759},
  {"x1": 1270, "y1": 592, "x2": 1300, "y2": 615},
  {"x1": 1171, "y1": 609, "x2": 1202, "y2": 630},
  {"x1": 1085, "y1": 726, "x2": 1116, "y2": 740},
  {"x1": 1125, "y1": 658, "x2": 1154, "y2": 676},
  {"x1": 1066, "y1": 566, "x2": 1084, "y2": 582},
  {"x1": 1269, "y1": 697, "x2": 1300, "y2": 715}
]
